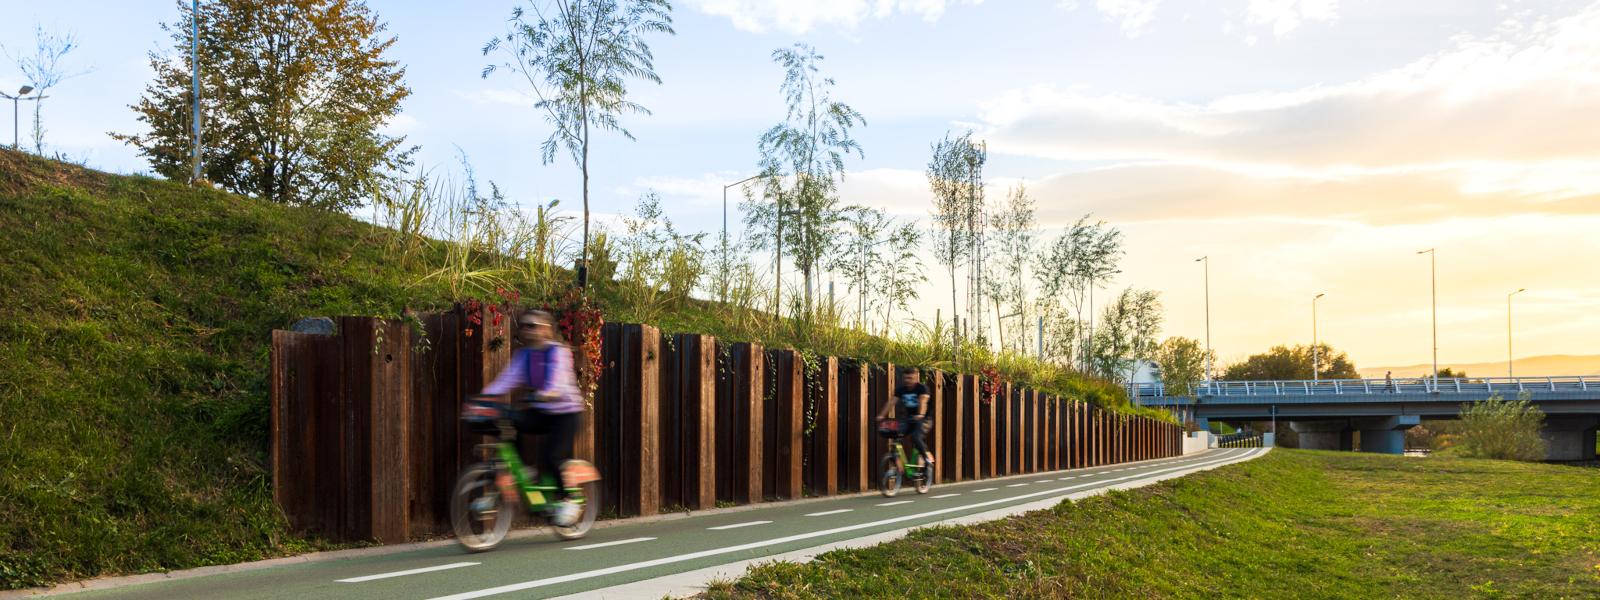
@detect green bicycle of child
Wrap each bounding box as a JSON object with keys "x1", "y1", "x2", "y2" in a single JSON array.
[
  {"x1": 450, "y1": 397, "x2": 602, "y2": 551},
  {"x1": 877, "y1": 418, "x2": 934, "y2": 497}
]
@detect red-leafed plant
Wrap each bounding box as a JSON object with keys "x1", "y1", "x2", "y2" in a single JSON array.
[
  {"x1": 980, "y1": 364, "x2": 1003, "y2": 404},
  {"x1": 544, "y1": 288, "x2": 603, "y2": 404}
]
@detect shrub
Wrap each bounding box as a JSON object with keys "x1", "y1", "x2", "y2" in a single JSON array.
[{"x1": 1454, "y1": 393, "x2": 1547, "y2": 461}]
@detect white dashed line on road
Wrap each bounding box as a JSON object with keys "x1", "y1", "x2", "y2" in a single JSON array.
[
  {"x1": 565, "y1": 538, "x2": 655, "y2": 551},
  {"x1": 876, "y1": 500, "x2": 913, "y2": 507},
  {"x1": 931, "y1": 493, "x2": 960, "y2": 499},
  {"x1": 708, "y1": 521, "x2": 772, "y2": 531},
  {"x1": 337, "y1": 562, "x2": 479, "y2": 583},
  {"x1": 804, "y1": 509, "x2": 853, "y2": 517}
]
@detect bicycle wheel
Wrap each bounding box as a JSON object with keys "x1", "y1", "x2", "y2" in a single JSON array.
[
  {"x1": 879, "y1": 453, "x2": 901, "y2": 497},
  {"x1": 552, "y1": 461, "x2": 603, "y2": 540},
  {"x1": 450, "y1": 463, "x2": 517, "y2": 552},
  {"x1": 914, "y1": 456, "x2": 933, "y2": 494}
]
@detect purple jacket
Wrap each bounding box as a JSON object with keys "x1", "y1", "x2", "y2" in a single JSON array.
[{"x1": 482, "y1": 342, "x2": 586, "y2": 414}]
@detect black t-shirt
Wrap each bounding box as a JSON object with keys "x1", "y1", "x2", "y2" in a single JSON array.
[{"x1": 894, "y1": 382, "x2": 929, "y2": 414}]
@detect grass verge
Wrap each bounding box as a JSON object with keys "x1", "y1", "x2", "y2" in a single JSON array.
[{"x1": 704, "y1": 450, "x2": 1600, "y2": 599}]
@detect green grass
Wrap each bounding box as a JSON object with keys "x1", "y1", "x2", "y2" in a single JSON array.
[
  {"x1": 704, "y1": 451, "x2": 1600, "y2": 599},
  {"x1": 0, "y1": 150, "x2": 460, "y2": 588}
]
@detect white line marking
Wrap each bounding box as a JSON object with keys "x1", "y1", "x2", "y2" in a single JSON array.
[
  {"x1": 423, "y1": 450, "x2": 1263, "y2": 600},
  {"x1": 877, "y1": 500, "x2": 913, "y2": 507},
  {"x1": 804, "y1": 509, "x2": 853, "y2": 517},
  {"x1": 1057, "y1": 477, "x2": 1074, "y2": 481},
  {"x1": 565, "y1": 537, "x2": 656, "y2": 551},
  {"x1": 708, "y1": 521, "x2": 772, "y2": 531},
  {"x1": 337, "y1": 562, "x2": 479, "y2": 583},
  {"x1": 931, "y1": 493, "x2": 960, "y2": 499},
  {"x1": 1006, "y1": 483, "x2": 1028, "y2": 488},
  {"x1": 1036, "y1": 480, "x2": 1054, "y2": 484},
  {"x1": 975, "y1": 487, "x2": 997, "y2": 492}
]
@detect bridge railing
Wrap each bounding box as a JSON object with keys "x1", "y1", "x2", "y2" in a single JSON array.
[{"x1": 1130, "y1": 375, "x2": 1594, "y2": 399}]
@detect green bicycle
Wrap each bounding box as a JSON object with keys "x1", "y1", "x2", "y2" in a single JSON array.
[
  {"x1": 450, "y1": 397, "x2": 602, "y2": 551},
  {"x1": 877, "y1": 418, "x2": 933, "y2": 497}
]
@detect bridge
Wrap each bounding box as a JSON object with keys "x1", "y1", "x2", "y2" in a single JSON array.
[{"x1": 1130, "y1": 376, "x2": 1600, "y2": 460}]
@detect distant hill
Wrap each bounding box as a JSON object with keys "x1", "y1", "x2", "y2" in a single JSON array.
[{"x1": 1359, "y1": 354, "x2": 1600, "y2": 379}]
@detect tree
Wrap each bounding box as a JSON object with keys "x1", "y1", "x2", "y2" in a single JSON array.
[
  {"x1": 745, "y1": 44, "x2": 863, "y2": 317},
  {"x1": 1222, "y1": 343, "x2": 1359, "y2": 380},
  {"x1": 1154, "y1": 336, "x2": 1210, "y2": 397},
  {"x1": 1089, "y1": 288, "x2": 1161, "y2": 381},
  {"x1": 988, "y1": 183, "x2": 1035, "y2": 353},
  {"x1": 1455, "y1": 393, "x2": 1546, "y2": 461},
  {"x1": 6, "y1": 24, "x2": 82, "y2": 153},
  {"x1": 1035, "y1": 215, "x2": 1122, "y2": 371},
  {"x1": 879, "y1": 221, "x2": 925, "y2": 334},
  {"x1": 927, "y1": 130, "x2": 982, "y2": 348},
  {"x1": 832, "y1": 206, "x2": 889, "y2": 329},
  {"x1": 484, "y1": 0, "x2": 674, "y2": 278},
  {"x1": 116, "y1": 0, "x2": 412, "y2": 209}
]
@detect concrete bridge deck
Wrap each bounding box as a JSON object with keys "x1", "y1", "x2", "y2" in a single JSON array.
[{"x1": 1129, "y1": 376, "x2": 1600, "y2": 460}]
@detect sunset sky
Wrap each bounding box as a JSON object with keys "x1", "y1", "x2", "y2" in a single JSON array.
[{"x1": 6, "y1": 0, "x2": 1599, "y2": 372}]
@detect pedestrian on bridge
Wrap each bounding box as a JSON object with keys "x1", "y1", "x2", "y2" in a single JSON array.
[{"x1": 1385, "y1": 371, "x2": 1394, "y2": 393}]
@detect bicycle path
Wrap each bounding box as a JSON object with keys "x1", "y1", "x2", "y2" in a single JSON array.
[{"x1": 36, "y1": 448, "x2": 1266, "y2": 600}]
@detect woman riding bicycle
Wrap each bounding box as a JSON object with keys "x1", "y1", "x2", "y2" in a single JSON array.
[
  {"x1": 876, "y1": 368, "x2": 934, "y2": 465},
  {"x1": 478, "y1": 309, "x2": 585, "y2": 526}
]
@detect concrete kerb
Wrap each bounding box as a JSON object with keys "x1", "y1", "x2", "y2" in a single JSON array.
[
  {"x1": 555, "y1": 448, "x2": 1271, "y2": 600},
  {"x1": 2, "y1": 452, "x2": 1196, "y2": 599}
]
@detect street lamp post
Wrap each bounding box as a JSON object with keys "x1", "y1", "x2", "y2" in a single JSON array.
[
  {"x1": 1417, "y1": 248, "x2": 1437, "y2": 390},
  {"x1": 1508, "y1": 288, "x2": 1526, "y2": 378},
  {"x1": 718, "y1": 175, "x2": 761, "y2": 301},
  {"x1": 1195, "y1": 256, "x2": 1211, "y2": 382},
  {"x1": 1312, "y1": 293, "x2": 1325, "y2": 382},
  {"x1": 1, "y1": 85, "x2": 38, "y2": 149}
]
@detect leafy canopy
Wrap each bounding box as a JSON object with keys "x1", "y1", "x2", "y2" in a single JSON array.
[{"x1": 117, "y1": 0, "x2": 413, "y2": 209}]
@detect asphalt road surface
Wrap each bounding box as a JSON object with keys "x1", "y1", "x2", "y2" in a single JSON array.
[{"x1": 43, "y1": 448, "x2": 1265, "y2": 600}]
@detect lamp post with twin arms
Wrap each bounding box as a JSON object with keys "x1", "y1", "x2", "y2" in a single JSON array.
[{"x1": 0, "y1": 85, "x2": 40, "y2": 149}]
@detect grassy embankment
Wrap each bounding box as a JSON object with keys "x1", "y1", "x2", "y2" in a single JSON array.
[
  {"x1": 706, "y1": 450, "x2": 1600, "y2": 599},
  {"x1": 0, "y1": 151, "x2": 1142, "y2": 589}
]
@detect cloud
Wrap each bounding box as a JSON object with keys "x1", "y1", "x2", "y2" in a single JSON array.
[
  {"x1": 974, "y1": 4, "x2": 1600, "y2": 203},
  {"x1": 1093, "y1": 0, "x2": 1161, "y2": 36},
  {"x1": 682, "y1": 0, "x2": 983, "y2": 34},
  {"x1": 1244, "y1": 0, "x2": 1337, "y2": 37}
]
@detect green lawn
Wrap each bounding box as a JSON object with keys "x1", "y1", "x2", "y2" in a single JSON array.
[{"x1": 705, "y1": 451, "x2": 1600, "y2": 599}]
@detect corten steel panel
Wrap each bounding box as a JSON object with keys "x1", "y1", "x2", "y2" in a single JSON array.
[
  {"x1": 841, "y1": 361, "x2": 867, "y2": 493},
  {"x1": 688, "y1": 335, "x2": 719, "y2": 509},
  {"x1": 366, "y1": 319, "x2": 410, "y2": 544},
  {"x1": 805, "y1": 356, "x2": 839, "y2": 497},
  {"x1": 938, "y1": 371, "x2": 963, "y2": 483},
  {"x1": 953, "y1": 376, "x2": 979, "y2": 480},
  {"x1": 834, "y1": 360, "x2": 865, "y2": 493},
  {"x1": 770, "y1": 350, "x2": 804, "y2": 500},
  {"x1": 595, "y1": 323, "x2": 626, "y2": 517},
  {"x1": 922, "y1": 368, "x2": 940, "y2": 484},
  {"x1": 868, "y1": 364, "x2": 893, "y2": 490},
  {"x1": 620, "y1": 325, "x2": 662, "y2": 517},
  {"x1": 717, "y1": 343, "x2": 764, "y2": 505},
  {"x1": 984, "y1": 376, "x2": 997, "y2": 479},
  {"x1": 660, "y1": 337, "x2": 683, "y2": 511},
  {"x1": 999, "y1": 382, "x2": 1012, "y2": 476}
]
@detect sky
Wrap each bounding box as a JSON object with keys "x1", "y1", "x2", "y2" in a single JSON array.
[{"x1": 4, "y1": 0, "x2": 1600, "y2": 373}]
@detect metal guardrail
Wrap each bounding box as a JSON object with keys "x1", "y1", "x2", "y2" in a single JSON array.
[{"x1": 1130, "y1": 376, "x2": 1594, "y2": 399}]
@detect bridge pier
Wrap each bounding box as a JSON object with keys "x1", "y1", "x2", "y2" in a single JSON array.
[
  {"x1": 1290, "y1": 420, "x2": 1352, "y2": 451},
  {"x1": 1352, "y1": 415, "x2": 1419, "y2": 455},
  {"x1": 1541, "y1": 416, "x2": 1599, "y2": 461}
]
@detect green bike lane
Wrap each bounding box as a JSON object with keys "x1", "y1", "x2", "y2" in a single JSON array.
[{"x1": 45, "y1": 449, "x2": 1262, "y2": 600}]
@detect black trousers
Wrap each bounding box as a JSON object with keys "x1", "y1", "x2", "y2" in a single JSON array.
[
  {"x1": 513, "y1": 409, "x2": 581, "y2": 498},
  {"x1": 898, "y1": 415, "x2": 931, "y2": 458}
]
